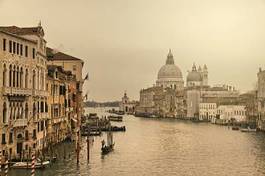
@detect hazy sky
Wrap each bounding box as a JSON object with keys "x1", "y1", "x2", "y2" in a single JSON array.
[{"x1": 1, "y1": 0, "x2": 265, "y2": 101}]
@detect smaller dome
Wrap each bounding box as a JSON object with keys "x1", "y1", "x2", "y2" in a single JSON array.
[{"x1": 187, "y1": 71, "x2": 202, "y2": 82}]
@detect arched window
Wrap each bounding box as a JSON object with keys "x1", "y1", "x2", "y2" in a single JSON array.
[
  {"x1": 25, "y1": 69, "x2": 28, "y2": 88},
  {"x1": 19, "y1": 103, "x2": 23, "y2": 119},
  {"x1": 9, "y1": 102, "x2": 12, "y2": 120},
  {"x1": 33, "y1": 102, "x2": 36, "y2": 115},
  {"x1": 9, "y1": 65, "x2": 12, "y2": 87},
  {"x1": 3, "y1": 64, "x2": 6, "y2": 87},
  {"x1": 16, "y1": 66, "x2": 19, "y2": 87},
  {"x1": 13, "y1": 66, "x2": 16, "y2": 87},
  {"x1": 20, "y1": 67, "x2": 23, "y2": 88},
  {"x1": 25, "y1": 103, "x2": 29, "y2": 119},
  {"x1": 3, "y1": 102, "x2": 7, "y2": 123},
  {"x1": 33, "y1": 70, "x2": 36, "y2": 89}
]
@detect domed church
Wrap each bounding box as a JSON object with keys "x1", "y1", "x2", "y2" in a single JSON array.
[
  {"x1": 156, "y1": 50, "x2": 184, "y2": 91},
  {"x1": 187, "y1": 63, "x2": 208, "y2": 87}
]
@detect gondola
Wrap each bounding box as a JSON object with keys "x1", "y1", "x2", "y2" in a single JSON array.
[
  {"x1": 101, "y1": 143, "x2": 115, "y2": 155},
  {"x1": 101, "y1": 128, "x2": 115, "y2": 155}
]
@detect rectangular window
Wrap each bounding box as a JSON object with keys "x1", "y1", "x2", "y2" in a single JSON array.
[
  {"x1": 9, "y1": 41, "x2": 12, "y2": 53},
  {"x1": 16, "y1": 43, "x2": 19, "y2": 55},
  {"x1": 20, "y1": 44, "x2": 23, "y2": 55},
  {"x1": 73, "y1": 65, "x2": 77, "y2": 71},
  {"x1": 3, "y1": 38, "x2": 6, "y2": 51},
  {"x1": 2, "y1": 134, "x2": 6, "y2": 144},
  {"x1": 25, "y1": 45, "x2": 28, "y2": 57},
  {"x1": 13, "y1": 41, "x2": 16, "y2": 54},
  {"x1": 32, "y1": 48, "x2": 35, "y2": 59},
  {"x1": 9, "y1": 132, "x2": 13, "y2": 144},
  {"x1": 33, "y1": 129, "x2": 36, "y2": 139},
  {"x1": 25, "y1": 130, "x2": 29, "y2": 140}
]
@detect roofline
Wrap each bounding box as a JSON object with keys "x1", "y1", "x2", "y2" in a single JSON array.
[{"x1": 0, "y1": 30, "x2": 37, "y2": 44}]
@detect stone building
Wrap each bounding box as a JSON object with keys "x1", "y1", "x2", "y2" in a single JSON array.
[
  {"x1": 136, "y1": 50, "x2": 185, "y2": 118},
  {"x1": 136, "y1": 86, "x2": 163, "y2": 116},
  {"x1": 119, "y1": 92, "x2": 136, "y2": 114},
  {"x1": 199, "y1": 103, "x2": 217, "y2": 121},
  {"x1": 0, "y1": 24, "x2": 48, "y2": 159},
  {"x1": 217, "y1": 105, "x2": 246, "y2": 122},
  {"x1": 47, "y1": 47, "x2": 84, "y2": 142},
  {"x1": 187, "y1": 85, "x2": 239, "y2": 119},
  {"x1": 46, "y1": 65, "x2": 77, "y2": 145},
  {"x1": 257, "y1": 68, "x2": 265, "y2": 130}
]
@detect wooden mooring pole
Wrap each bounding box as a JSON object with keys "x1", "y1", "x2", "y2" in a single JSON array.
[
  {"x1": 87, "y1": 128, "x2": 90, "y2": 163},
  {"x1": 31, "y1": 151, "x2": 36, "y2": 176}
]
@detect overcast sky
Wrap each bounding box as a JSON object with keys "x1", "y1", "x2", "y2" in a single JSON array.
[{"x1": 1, "y1": 0, "x2": 265, "y2": 101}]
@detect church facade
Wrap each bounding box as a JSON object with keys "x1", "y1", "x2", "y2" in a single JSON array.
[{"x1": 136, "y1": 50, "x2": 186, "y2": 118}]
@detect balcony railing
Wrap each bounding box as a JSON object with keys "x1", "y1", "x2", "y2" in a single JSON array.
[
  {"x1": 13, "y1": 119, "x2": 28, "y2": 127},
  {"x1": 2, "y1": 87, "x2": 32, "y2": 96},
  {"x1": 32, "y1": 89, "x2": 49, "y2": 97}
]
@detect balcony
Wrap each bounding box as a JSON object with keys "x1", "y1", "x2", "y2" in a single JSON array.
[
  {"x1": 32, "y1": 90, "x2": 49, "y2": 97},
  {"x1": 53, "y1": 118, "x2": 63, "y2": 124},
  {"x1": 2, "y1": 87, "x2": 31, "y2": 96},
  {"x1": 13, "y1": 119, "x2": 28, "y2": 127}
]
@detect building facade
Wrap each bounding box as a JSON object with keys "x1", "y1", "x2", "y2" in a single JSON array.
[
  {"x1": 119, "y1": 92, "x2": 136, "y2": 114},
  {"x1": 47, "y1": 47, "x2": 84, "y2": 143},
  {"x1": 46, "y1": 65, "x2": 78, "y2": 146},
  {"x1": 257, "y1": 68, "x2": 265, "y2": 130},
  {"x1": 199, "y1": 103, "x2": 217, "y2": 121},
  {"x1": 186, "y1": 85, "x2": 239, "y2": 119},
  {"x1": 217, "y1": 105, "x2": 246, "y2": 122},
  {"x1": 136, "y1": 50, "x2": 185, "y2": 118},
  {"x1": 0, "y1": 24, "x2": 48, "y2": 159}
]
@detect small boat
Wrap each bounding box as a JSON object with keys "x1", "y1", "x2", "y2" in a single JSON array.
[
  {"x1": 108, "y1": 115, "x2": 123, "y2": 122},
  {"x1": 232, "y1": 126, "x2": 240, "y2": 130},
  {"x1": 101, "y1": 128, "x2": 115, "y2": 155},
  {"x1": 101, "y1": 143, "x2": 115, "y2": 155},
  {"x1": 81, "y1": 131, "x2": 101, "y2": 136},
  {"x1": 241, "y1": 127, "x2": 257, "y2": 132},
  {"x1": 11, "y1": 160, "x2": 50, "y2": 169}
]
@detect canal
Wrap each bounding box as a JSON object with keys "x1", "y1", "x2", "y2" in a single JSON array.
[{"x1": 9, "y1": 107, "x2": 265, "y2": 176}]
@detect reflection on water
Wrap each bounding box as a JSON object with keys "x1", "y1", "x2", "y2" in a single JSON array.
[{"x1": 9, "y1": 107, "x2": 265, "y2": 176}]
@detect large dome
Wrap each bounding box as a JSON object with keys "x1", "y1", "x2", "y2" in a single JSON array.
[
  {"x1": 187, "y1": 71, "x2": 202, "y2": 82},
  {"x1": 187, "y1": 64, "x2": 202, "y2": 82},
  {"x1": 158, "y1": 64, "x2": 183, "y2": 79},
  {"x1": 156, "y1": 50, "x2": 184, "y2": 90}
]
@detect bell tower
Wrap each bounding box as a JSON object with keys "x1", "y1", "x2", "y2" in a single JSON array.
[{"x1": 202, "y1": 64, "x2": 208, "y2": 86}]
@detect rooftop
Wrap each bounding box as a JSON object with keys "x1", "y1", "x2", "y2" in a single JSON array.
[
  {"x1": 47, "y1": 47, "x2": 84, "y2": 63},
  {"x1": 0, "y1": 25, "x2": 44, "y2": 36}
]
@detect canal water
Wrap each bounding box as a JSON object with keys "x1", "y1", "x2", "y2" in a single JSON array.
[{"x1": 9, "y1": 107, "x2": 265, "y2": 176}]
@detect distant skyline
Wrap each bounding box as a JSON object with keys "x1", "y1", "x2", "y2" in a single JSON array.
[{"x1": 1, "y1": 0, "x2": 265, "y2": 101}]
